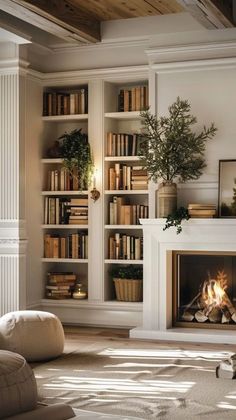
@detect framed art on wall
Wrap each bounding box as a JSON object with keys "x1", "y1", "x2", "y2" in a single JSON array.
[{"x1": 218, "y1": 159, "x2": 236, "y2": 217}]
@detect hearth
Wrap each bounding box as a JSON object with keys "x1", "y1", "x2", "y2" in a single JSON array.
[{"x1": 173, "y1": 251, "x2": 236, "y2": 329}]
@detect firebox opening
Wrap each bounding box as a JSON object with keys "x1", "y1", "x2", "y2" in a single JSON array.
[{"x1": 172, "y1": 251, "x2": 236, "y2": 329}]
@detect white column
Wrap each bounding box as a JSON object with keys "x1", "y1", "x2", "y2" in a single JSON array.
[{"x1": 0, "y1": 44, "x2": 28, "y2": 315}]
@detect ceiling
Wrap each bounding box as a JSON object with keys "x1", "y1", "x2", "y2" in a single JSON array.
[{"x1": 0, "y1": 0, "x2": 235, "y2": 46}]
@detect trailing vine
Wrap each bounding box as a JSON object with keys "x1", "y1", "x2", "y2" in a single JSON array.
[{"x1": 163, "y1": 207, "x2": 190, "y2": 234}]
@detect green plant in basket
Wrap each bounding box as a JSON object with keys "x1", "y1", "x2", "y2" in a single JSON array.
[
  {"x1": 110, "y1": 265, "x2": 143, "y2": 280},
  {"x1": 59, "y1": 128, "x2": 94, "y2": 190}
]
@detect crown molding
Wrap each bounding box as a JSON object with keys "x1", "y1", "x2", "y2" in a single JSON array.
[
  {"x1": 146, "y1": 40, "x2": 236, "y2": 65},
  {"x1": 150, "y1": 56, "x2": 236, "y2": 73},
  {"x1": 48, "y1": 38, "x2": 149, "y2": 54},
  {"x1": 31, "y1": 65, "x2": 149, "y2": 86}
]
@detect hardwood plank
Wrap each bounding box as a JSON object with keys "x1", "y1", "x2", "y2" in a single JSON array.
[
  {"x1": 12, "y1": 0, "x2": 101, "y2": 42},
  {"x1": 144, "y1": 0, "x2": 183, "y2": 14}
]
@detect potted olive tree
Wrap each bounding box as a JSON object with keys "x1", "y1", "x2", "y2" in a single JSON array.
[
  {"x1": 138, "y1": 97, "x2": 217, "y2": 219},
  {"x1": 111, "y1": 265, "x2": 143, "y2": 302}
]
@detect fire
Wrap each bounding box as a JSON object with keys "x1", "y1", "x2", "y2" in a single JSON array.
[{"x1": 203, "y1": 279, "x2": 226, "y2": 307}]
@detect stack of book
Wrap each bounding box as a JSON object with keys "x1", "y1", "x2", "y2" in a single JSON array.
[
  {"x1": 109, "y1": 233, "x2": 143, "y2": 260},
  {"x1": 45, "y1": 272, "x2": 77, "y2": 299},
  {"x1": 106, "y1": 132, "x2": 142, "y2": 157},
  {"x1": 188, "y1": 204, "x2": 216, "y2": 218},
  {"x1": 131, "y1": 166, "x2": 148, "y2": 190},
  {"x1": 109, "y1": 196, "x2": 148, "y2": 225},
  {"x1": 108, "y1": 164, "x2": 148, "y2": 190},
  {"x1": 216, "y1": 354, "x2": 236, "y2": 379},
  {"x1": 118, "y1": 85, "x2": 148, "y2": 112},
  {"x1": 43, "y1": 88, "x2": 88, "y2": 116},
  {"x1": 65, "y1": 198, "x2": 88, "y2": 225},
  {"x1": 44, "y1": 232, "x2": 88, "y2": 259}
]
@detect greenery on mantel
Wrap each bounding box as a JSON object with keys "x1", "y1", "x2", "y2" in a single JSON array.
[
  {"x1": 138, "y1": 96, "x2": 217, "y2": 233},
  {"x1": 163, "y1": 207, "x2": 190, "y2": 234},
  {"x1": 59, "y1": 128, "x2": 93, "y2": 191}
]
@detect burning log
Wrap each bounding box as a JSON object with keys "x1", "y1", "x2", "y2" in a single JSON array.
[
  {"x1": 181, "y1": 270, "x2": 236, "y2": 325},
  {"x1": 195, "y1": 310, "x2": 208, "y2": 323},
  {"x1": 208, "y1": 307, "x2": 222, "y2": 323}
]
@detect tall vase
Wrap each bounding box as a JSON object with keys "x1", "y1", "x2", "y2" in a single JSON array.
[{"x1": 156, "y1": 181, "x2": 177, "y2": 218}]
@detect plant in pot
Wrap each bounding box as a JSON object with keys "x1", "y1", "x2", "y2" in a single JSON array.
[
  {"x1": 138, "y1": 96, "x2": 217, "y2": 230},
  {"x1": 110, "y1": 265, "x2": 143, "y2": 302},
  {"x1": 59, "y1": 128, "x2": 93, "y2": 191}
]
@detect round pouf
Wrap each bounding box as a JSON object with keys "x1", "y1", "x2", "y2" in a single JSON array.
[
  {"x1": 0, "y1": 311, "x2": 64, "y2": 362},
  {"x1": 0, "y1": 350, "x2": 38, "y2": 419}
]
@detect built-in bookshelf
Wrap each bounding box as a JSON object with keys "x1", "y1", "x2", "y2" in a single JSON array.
[
  {"x1": 103, "y1": 78, "x2": 149, "y2": 303},
  {"x1": 41, "y1": 84, "x2": 89, "y2": 303},
  {"x1": 36, "y1": 71, "x2": 149, "y2": 326}
]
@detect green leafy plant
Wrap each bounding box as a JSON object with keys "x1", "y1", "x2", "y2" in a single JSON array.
[
  {"x1": 163, "y1": 207, "x2": 190, "y2": 234},
  {"x1": 138, "y1": 97, "x2": 217, "y2": 183},
  {"x1": 59, "y1": 128, "x2": 93, "y2": 190},
  {"x1": 110, "y1": 265, "x2": 143, "y2": 280}
]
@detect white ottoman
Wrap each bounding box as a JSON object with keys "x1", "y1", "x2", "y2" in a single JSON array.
[
  {"x1": 0, "y1": 311, "x2": 65, "y2": 362},
  {"x1": 0, "y1": 350, "x2": 38, "y2": 419}
]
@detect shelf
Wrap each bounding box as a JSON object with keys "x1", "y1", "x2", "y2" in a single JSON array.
[
  {"x1": 42, "y1": 224, "x2": 88, "y2": 229},
  {"x1": 42, "y1": 114, "x2": 88, "y2": 122},
  {"x1": 41, "y1": 298, "x2": 142, "y2": 311},
  {"x1": 105, "y1": 156, "x2": 141, "y2": 161},
  {"x1": 105, "y1": 259, "x2": 143, "y2": 264},
  {"x1": 41, "y1": 158, "x2": 63, "y2": 164},
  {"x1": 42, "y1": 191, "x2": 88, "y2": 195},
  {"x1": 42, "y1": 258, "x2": 88, "y2": 263},
  {"x1": 105, "y1": 111, "x2": 141, "y2": 120},
  {"x1": 105, "y1": 190, "x2": 148, "y2": 195},
  {"x1": 105, "y1": 225, "x2": 143, "y2": 229}
]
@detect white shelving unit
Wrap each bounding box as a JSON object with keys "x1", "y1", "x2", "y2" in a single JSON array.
[{"x1": 33, "y1": 70, "x2": 149, "y2": 327}]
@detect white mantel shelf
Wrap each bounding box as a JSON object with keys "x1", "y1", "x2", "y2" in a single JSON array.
[{"x1": 130, "y1": 218, "x2": 236, "y2": 344}]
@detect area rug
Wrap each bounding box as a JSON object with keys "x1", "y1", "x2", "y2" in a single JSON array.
[{"x1": 33, "y1": 338, "x2": 236, "y2": 419}]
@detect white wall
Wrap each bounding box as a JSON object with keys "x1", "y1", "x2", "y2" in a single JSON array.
[{"x1": 155, "y1": 65, "x2": 236, "y2": 207}]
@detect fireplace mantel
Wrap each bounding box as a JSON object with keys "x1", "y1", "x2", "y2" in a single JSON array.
[{"x1": 130, "y1": 219, "x2": 236, "y2": 344}]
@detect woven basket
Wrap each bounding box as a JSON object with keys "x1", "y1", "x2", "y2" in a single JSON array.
[
  {"x1": 113, "y1": 278, "x2": 143, "y2": 302},
  {"x1": 157, "y1": 182, "x2": 177, "y2": 218}
]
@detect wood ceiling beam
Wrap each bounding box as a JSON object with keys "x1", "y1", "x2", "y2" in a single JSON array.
[
  {"x1": 177, "y1": 0, "x2": 234, "y2": 29},
  {"x1": 0, "y1": 0, "x2": 100, "y2": 43}
]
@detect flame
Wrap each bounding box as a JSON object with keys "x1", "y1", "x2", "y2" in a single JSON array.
[{"x1": 203, "y1": 279, "x2": 226, "y2": 307}]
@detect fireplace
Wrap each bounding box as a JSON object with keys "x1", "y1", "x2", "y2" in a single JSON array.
[{"x1": 173, "y1": 251, "x2": 236, "y2": 329}]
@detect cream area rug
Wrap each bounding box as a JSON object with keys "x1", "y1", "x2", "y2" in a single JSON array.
[{"x1": 33, "y1": 336, "x2": 236, "y2": 419}]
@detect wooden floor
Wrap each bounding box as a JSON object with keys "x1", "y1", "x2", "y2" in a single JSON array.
[{"x1": 64, "y1": 325, "x2": 129, "y2": 339}]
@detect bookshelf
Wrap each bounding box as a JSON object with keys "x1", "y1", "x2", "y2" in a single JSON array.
[
  {"x1": 103, "y1": 78, "x2": 149, "y2": 303},
  {"x1": 32, "y1": 70, "x2": 149, "y2": 326},
  {"x1": 41, "y1": 84, "x2": 89, "y2": 302}
]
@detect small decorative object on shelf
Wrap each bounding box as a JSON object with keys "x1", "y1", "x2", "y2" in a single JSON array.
[
  {"x1": 72, "y1": 283, "x2": 87, "y2": 299},
  {"x1": 138, "y1": 96, "x2": 217, "y2": 218},
  {"x1": 111, "y1": 265, "x2": 143, "y2": 302}
]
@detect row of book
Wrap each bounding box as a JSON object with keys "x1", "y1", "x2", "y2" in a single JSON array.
[
  {"x1": 46, "y1": 272, "x2": 77, "y2": 299},
  {"x1": 44, "y1": 197, "x2": 88, "y2": 225},
  {"x1": 44, "y1": 232, "x2": 88, "y2": 259},
  {"x1": 108, "y1": 164, "x2": 148, "y2": 190},
  {"x1": 106, "y1": 132, "x2": 142, "y2": 157},
  {"x1": 43, "y1": 89, "x2": 88, "y2": 116},
  {"x1": 109, "y1": 196, "x2": 148, "y2": 225},
  {"x1": 46, "y1": 168, "x2": 85, "y2": 191},
  {"x1": 118, "y1": 85, "x2": 148, "y2": 112},
  {"x1": 109, "y1": 234, "x2": 143, "y2": 260}
]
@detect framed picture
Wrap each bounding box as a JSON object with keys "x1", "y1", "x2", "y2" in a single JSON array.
[{"x1": 218, "y1": 159, "x2": 236, "y2": 217}]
